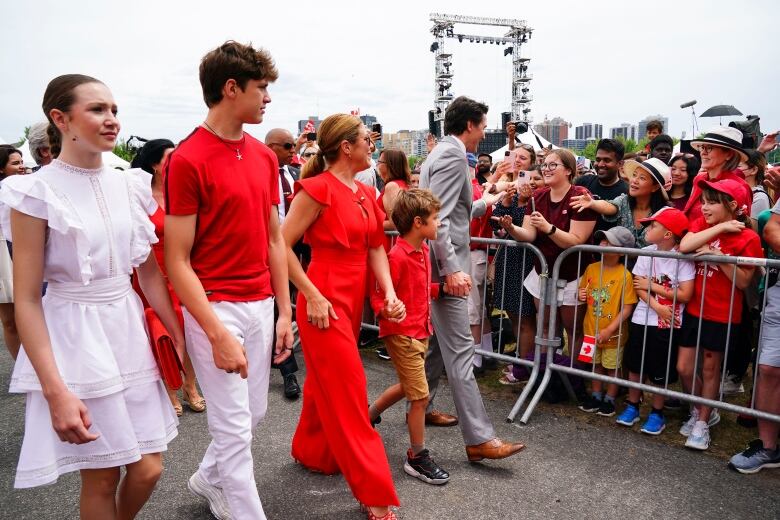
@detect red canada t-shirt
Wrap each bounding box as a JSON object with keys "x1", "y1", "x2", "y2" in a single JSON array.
[
  {"x1": 523, "y1": 185, "x2": 597, "y2": 281},
  {"x1": 686, "y1": 217, "x2": 764, "y2": 323},
  {"x1": 165, "y1": 127, "x2": 280, "y2": 302},
  {"x1": 684, "y1": 170, "x2": 751, "y2": 223}
]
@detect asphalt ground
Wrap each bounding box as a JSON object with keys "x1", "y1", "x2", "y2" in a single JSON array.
[{"x1": 1, "y1": 347, "x2": 779, "y2": 520}]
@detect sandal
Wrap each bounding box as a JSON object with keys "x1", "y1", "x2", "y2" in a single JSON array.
[
  {"x1": 359, "y1": 503, "x2": 397, "y2": 520},
  {"x1": 183, "y1": 388, "x2": 206, "y2": 413},
  {"x1": 499, "y1": 372, "x2": 522, "y2": 386}
]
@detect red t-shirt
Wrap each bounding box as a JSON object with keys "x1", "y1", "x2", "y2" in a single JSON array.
[
  {"x1": 686, "y1": 217, "x2": 764, "y2": 323},
  {"x1": 370, "y1": 238, "x2": 440, "y2": 339},
  {"x1": 470, "y1": 178, "x2": 493, "y2": 250},
  {"x1": 165, "y1": 127, "x2": 280, "y2": 302},
  {"x1": 523, "y1": 185, "x2": 597, "y2": 281},
  {"x1": 684, "y1": 170, "x2": 751, "y2": 223}
]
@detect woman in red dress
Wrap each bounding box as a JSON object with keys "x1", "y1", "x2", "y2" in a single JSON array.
[
  {"x1": 282, "y1": 114, "x2": 405, "y2": 520},
  {"x1": 130, "y1": 139, "x2": 205, "y2": 416}
]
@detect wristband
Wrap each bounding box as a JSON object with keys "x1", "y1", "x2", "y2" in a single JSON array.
[{"x1": 547, "y1": 225, "x2": 557, "y2": 236}]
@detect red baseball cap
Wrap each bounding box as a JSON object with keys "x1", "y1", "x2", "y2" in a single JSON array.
[
  {"x1": 695, "y1": 177, "x2": 750, "y2": 212},
  {"x1": 638, "y1": 206, "x2": 689, "y2": 237}
]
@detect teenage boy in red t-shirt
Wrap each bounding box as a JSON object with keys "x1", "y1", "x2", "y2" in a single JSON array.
[{"x1": 165, "y1": 41, "x2": 293, "y2": 519}]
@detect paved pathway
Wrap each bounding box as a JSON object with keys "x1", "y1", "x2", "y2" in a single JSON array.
[{"x1": 1, "y1": 349, "x2": 778, "y2": 519}]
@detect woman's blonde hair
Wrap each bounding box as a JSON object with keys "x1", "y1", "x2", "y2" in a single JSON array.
[{"x1": 301, "y1": 113, "x2": 362, "y2": 179}]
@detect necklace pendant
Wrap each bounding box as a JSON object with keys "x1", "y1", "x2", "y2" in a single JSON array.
[{"x1": 236, "y1": 149, "x2": 243, "y2": 160}]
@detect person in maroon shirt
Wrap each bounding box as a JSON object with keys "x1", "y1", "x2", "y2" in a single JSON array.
[
  {"x1": 164, "y1": 42, "x2": 292, "y2": 519},
  {"x1": 368, "y1": 189, "x2": 450, "y2": 486},
  {"x1": 495, "y1": 148, "x2": 597, "y2": 360}
]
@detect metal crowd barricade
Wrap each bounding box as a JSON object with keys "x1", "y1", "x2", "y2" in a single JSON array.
[
  {"x1": 360, "y1": 232, "x2": 550, "y2": 424},
  {"x1": 521, "y1": 243, "x2": 780, "y2": 425}
]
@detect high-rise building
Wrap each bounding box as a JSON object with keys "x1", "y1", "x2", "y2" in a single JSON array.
[
  {"x1": 360, "y1": 114, "x2": 378, "y2": 128},
  {"x1": 575, "y1": 123, "x2": 603, "y2": 141},
  {"x1": 562, "y1": 138, "x2": 592, "y2": 152},
  {"x1": 638, "y1": 115, "x2": 669, "y2": 140},
  {"x1": 609, "y1": 123, "x2": 638, "y2": 141},
  {"x1": 382, "y1": 129, "x2": 431, "y2": 158},
  {"x1": 477, "y1": 129, "x2": 508, "y2": 156},
  {"x1": 533, "y1": 116, "x2": 570, "y2": 147}
]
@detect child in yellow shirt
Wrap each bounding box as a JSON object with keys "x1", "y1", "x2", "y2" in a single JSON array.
[{"x1": 578, "y1": 226, "x2": 638, "y2": 417}]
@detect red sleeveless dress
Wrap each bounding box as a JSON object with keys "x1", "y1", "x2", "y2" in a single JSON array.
[{"x1": 291, "y1": 171, "x2": 399, "y2": 507}]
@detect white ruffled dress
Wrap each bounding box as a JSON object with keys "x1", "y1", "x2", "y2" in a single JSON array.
[{"x1": 0, "y1": 159, "x2": 178, "y2": 488}]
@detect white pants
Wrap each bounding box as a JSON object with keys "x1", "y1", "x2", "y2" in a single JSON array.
[{"x1": 184, "y1": 299, "x2": 274, "y2": 520}]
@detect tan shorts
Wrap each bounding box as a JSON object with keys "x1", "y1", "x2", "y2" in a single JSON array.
[
  {"x1": 383, "y1": 335, "x2": 430, "y2": 401},
  {"x1": 594, "y1": 345, "x2": 623, "y2": 371}
]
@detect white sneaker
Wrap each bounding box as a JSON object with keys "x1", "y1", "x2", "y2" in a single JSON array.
[
  {"x1": 679, "y1": 408, "x2": 700, "y2": 437},
  {"x1": 721, "y1": 375, "x2": 745, "y2": 395},
  {"x1": 685, "y1": 420, "x2": 711, "y2": 450},
  {"x1": 188, "y1": 472, "x2": 232, "y2": 520},
  {"x1": 707, "y1": 409, "x2": 721, "y2": 428}
]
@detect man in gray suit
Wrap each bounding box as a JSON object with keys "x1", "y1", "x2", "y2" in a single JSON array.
[{"x1": 420, "y1": 96, "x2": 525, "y2": 461}]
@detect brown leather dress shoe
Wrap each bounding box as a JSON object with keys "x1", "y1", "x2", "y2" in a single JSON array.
[
  {"x1": 466, "y1": 438, "x2": 525, "y2": 462},
  {"x1": 424, "y1": 411, "x2": 459, "y2": 427}
]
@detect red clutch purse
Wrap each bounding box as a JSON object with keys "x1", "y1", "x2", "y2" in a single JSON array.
[{"x1": 144, "y1": 308, "x2": 184, "y2": 390}]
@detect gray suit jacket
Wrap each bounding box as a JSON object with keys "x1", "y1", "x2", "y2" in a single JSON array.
[{"x1": 420, "y1": 135, "x2": 486, "y2": 281}]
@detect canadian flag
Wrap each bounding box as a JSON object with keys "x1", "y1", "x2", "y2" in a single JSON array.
[
  {"x1": 578, "y1": 335, "x2": 597, "y2": 363},
  {"x1": 302, "y1": 120, "x2": 315, "y2": 133},
  {"x1": 350, "y1": 108, "x2": 361, "y2": 116}
]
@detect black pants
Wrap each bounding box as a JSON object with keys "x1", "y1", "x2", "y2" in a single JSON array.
[
  {"x1": 271, "y1": 294, "x2": 299, "y2": 377},
  {"x1": 726, "y1": 295, "x2": 755, "y2": 380}
]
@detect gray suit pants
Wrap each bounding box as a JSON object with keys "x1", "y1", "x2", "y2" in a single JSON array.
[{"x1": 425, "y1": 294, "x2": 496, "y2": 446}]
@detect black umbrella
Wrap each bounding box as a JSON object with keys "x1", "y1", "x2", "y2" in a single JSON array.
[{"x1": 700, "y1": 104, "x2": 743, "y2": 117}]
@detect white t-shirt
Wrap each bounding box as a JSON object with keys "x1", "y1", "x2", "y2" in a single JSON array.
[{"x1": 631, "y1": 244, "x2": 696, "y2": 328}]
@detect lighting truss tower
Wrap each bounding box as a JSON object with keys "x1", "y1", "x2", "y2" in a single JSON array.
[{"x1": 429, "y1": 13, "x2": 533, "y2": 136}]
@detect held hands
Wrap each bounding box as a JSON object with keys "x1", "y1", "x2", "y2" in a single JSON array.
[
  {"x1": 307, "y1": 291, "x2": 339, "y2": 330},
  {"x1": 694, "y1": 244, "x2": 725, "y2": 257},
  {"x1": 381, "y1": 294, "x2": 406, "y2": 323},
  {"x1": 273, "y1": 314, "x2": 294, "y2": 365},
  {"x1": 47, "y1": 389, "x2": 100, "y2": 444},
  {"x1": 212, "y1": 329, "x2": 249, "y2": 378},
  {"x1": 569, "y1": 192, "x2": 593, "y2": 213},
  {"x1": 444, "y1": 271, "x2": 472, "y2": 297}
]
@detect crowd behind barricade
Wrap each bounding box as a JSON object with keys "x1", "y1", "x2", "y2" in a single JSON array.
[{"x1": 1, "y1": 39, "x2": 779, "y2": 520}]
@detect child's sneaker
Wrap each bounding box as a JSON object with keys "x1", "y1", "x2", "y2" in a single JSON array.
[
  {"x1": 728, "y1": 439, "x2": 780, "y2": 474},
  {"x1": 616, "y1": 403, "x2": 641, "y2": 426},
  {"x1": 596, "y1": 400, "x2": 616, "y2": 417},
  {"x1": 403, "y1": 449, "x2": 450, "y2": 485},
  {"x1": 640, "y1": 412, "x2": 666, "y2": 435},
  {"x1": 685, "y1": 420, "x2": 711, "y2": 450},
  {"x1": 578, "y1": 395, "x2": 602, "y2": 413}
]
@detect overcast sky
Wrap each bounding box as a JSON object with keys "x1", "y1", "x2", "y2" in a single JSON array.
[{"x1": 2, "y1": 0, "x2": 777, "y2": 146}]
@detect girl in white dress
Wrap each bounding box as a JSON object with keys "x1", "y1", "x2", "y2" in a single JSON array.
[{"x1": 1, "y1": 74, "x2": 182, "y2": 519}]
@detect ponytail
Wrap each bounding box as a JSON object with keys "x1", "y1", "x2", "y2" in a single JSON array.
[{"x1": 47, "y1": 123, "x2": 62, "y2": 159}]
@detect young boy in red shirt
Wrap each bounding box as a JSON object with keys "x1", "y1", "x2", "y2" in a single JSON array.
[
  {"x1": 164, "y1": 41, "x2": 293, "y2": 519},
  {"x1": 368, "y1": 189, "x2": 450, "y2": 485}
]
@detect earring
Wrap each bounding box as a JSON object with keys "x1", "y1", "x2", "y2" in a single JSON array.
[{"x1": 71, "y1": 135, "x2": 78, "y2": 141}]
